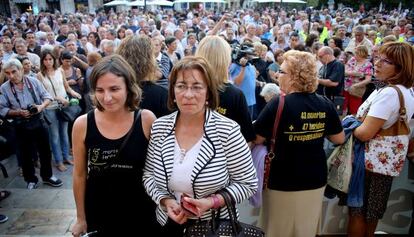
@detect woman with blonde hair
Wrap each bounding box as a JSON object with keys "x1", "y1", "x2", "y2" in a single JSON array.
[
  {"x1": 254, "y1": 50, "x2": 345, "y2": 237},
  {"x1": 382, "y1": 35, "x2": 398, "y2": 44},
  {"x1": 116, "y1": 35, "x2": 169, "y2": 118},
  {"x1": 253, "y1": 42, "x2": 268, "y2": 61},
  {"x1": 344, "y1": 45, "x2": 373, "y2": 114},
  {"x1": 195, "y1": 35, "x2": 255, "y2": 143}
]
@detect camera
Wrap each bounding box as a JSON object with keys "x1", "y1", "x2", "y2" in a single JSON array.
[
  {"x1": 27, "y1": 104, "x2": 38, "y2": 114},
  {"x1": 305, "y1": 7, "x2": 313, "y2": 16},
  {"x1": 231, "y1": 43, "x2": 257, "y2": 65}
]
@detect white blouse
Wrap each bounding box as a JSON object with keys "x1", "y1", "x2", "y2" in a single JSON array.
[
  {"x1": 41, "y1": 69, "x2": 68, "y2": 109},
  {"x1": 169, "y1": 137, "x2": 203, "y2": 201}
]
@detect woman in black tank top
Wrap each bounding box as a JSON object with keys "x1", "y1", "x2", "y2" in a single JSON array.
[
  {"x1": 60, "y1": 51, "x2": 83, "y2": 94},
  {"x1": 71, "y1": 55, "x2": 158, "y2": 237}
]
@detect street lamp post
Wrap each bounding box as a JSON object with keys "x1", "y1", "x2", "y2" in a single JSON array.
[{"x1": 328, "y1": 0, "x2": 335, "y2": 12}]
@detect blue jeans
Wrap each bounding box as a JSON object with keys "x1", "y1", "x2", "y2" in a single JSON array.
[{"x1": 44, "y1": 109, "x2": 70, "y2": 164}]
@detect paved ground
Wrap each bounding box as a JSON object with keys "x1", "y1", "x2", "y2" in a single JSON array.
[
  {"x1": 0, "y1": 154, "x2": 261, "y2": 236},
  {"x1": 1, "y1": 153, "x2": 411, "y2": 236},
  {"x1": 0, "y1": 155, "x2": 75, "y2": 236}
]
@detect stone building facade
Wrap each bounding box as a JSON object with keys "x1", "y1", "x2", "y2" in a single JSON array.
[{"x1": 4, "y1": 0, "x2": 104, "y2": 16}]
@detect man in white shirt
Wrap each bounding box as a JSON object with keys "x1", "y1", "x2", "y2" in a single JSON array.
[
  {"x1": 12, "y1": 38, "x2": 40, "y2": 72},
  {"x1": 240, "y1": 24, "x2": 261, "y2": 44},
  {"x1": 1, "y1": 36, "x2": 16, "y2": 64},
  {"x1": 345, "y1": 25, "x2": 373, "y2": 56},
  {"x1": 105, "y1": 29, "x2": 121, "y2": 49}
]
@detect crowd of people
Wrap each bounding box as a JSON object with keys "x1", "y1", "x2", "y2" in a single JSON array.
[{"x1": 0, "y1": 4, "x2": 413, "y2": 236}]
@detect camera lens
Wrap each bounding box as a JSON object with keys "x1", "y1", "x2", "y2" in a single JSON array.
[{"x1": 28, "y1": 105, "x2": 38, "y2": 114}]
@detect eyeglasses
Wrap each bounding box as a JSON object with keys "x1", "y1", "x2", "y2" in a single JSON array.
[
  {"x1": 376, "y1": 57, "x2": 394, "y2": 65},
  {"x1": 174, "y1": 83, "x2": 206, "y2": 94},
  {"x1": 318, "y1": 53, "x2": 326, "y2": 58},
  {"x1": 278, "y1": 69, "x2": 287, "y2": 74}
]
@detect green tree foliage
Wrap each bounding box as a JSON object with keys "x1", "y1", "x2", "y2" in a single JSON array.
[
  {"x1": 318, "y1": 0, "x2": 412, "y2": 10},
  {"x1": 307, "y1": 0, "x2": 319, "y2": 7}
]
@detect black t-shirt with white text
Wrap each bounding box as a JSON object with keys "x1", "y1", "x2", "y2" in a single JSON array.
[
  {"x1": 254, "y1": 92, "x2": 343, "y2": 191},
  {"x1": 218, "y1": 83, "x2": 255, "y2": 142}
]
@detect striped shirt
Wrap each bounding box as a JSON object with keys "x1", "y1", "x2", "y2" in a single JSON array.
[{"x1": 143, "y1": 109, "x2": 258, "y2": 225}]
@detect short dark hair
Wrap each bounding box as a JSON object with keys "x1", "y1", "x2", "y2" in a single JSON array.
[
  {"x1": 90, "y1": 55, "x2": 141, "y2": 111},
  {"x1": 16, "y1": 56, "x2": 30, "y2": 65},
  {"x1": 167, "y1": 56, "x2": 219, "y2": 111},
  {"x1": 60, "y1": 50, "x2": 73, "y2": 61},
  {"x1": 333, "y1": 47, "x2": 341, "y2": 58},
  {"x1": 165, "y1": 36, "x2": 177, "y2": 46},
  {"x1": 23, "y1": 31, "x2": 35, "y2": 40},
  {"x1": 290, "y1": 32, "x2": 299, "y2": 39}
]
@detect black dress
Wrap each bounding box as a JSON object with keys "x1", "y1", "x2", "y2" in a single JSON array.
[
  {"x1": 140, "y1": 81, "x2": 170, "y2": 118},
  {"x1": 84, "y1": 110, "x2": 160, "y2": 236},
  {"x1": 217, "y1": 83, "x2": 255, "y2": 142}
]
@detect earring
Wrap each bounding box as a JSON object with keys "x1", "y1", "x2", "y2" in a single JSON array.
[
  {"x1": 174, "y1": 99, "x2": 177, "y2": 103},
  {"x1": 205, "y1": 101, "x2": 208, "y2": 105}
]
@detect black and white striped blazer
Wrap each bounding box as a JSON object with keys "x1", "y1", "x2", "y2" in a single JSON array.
[{"x1": 143, "y1": 109, "x2": 258, "y2": 225}]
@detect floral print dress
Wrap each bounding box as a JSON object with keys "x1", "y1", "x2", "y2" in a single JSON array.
[{"x1": 345, "y1": 57, "x2": 373, "y2": 91}]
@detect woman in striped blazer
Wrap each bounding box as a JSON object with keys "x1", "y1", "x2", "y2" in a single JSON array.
[{"x1": 143, "y1": 56, "x2": 258, "y2": 235}]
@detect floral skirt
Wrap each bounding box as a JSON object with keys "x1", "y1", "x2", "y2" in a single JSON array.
[{"x1": 349, "y1": 170, "x2": 393, "y2": 221}]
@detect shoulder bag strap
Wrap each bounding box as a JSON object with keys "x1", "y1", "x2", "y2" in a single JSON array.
[
  {"x1": 45, "y1": 74, "x2": 58, "y2": 97},
  {"x1": 9, "y1": 77, "x2": 39, "y2": 106},
  {"x1": 97, "y1": 110, "x2": 142, "y2": 171},
  {"x1": 377, "y1": 85, "x2": 410, "y2": 136},
  {"x1": 114, "y1": 109, "x2": 142, "y2": 161},
  {"x1": 388, "y1": 85, "x2": 407, "y2": 118},
  {"x1": 269, "y1": 93, "x2": 286, "y2": 156},
  {"x1": 24, "y1": 77, "x2": 40, "y2": 105},
  {"x1": 214, "y1": 190, "x2": 239, "y2": 234}
]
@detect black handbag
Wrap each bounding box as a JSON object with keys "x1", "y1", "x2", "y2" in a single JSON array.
[
  {"x1": 45, "y1": 74, "x2": 82, "y2": 122},
  {"x1": 184, "y1": 190, "x2": 265, "y2": 237},
  {"x1": 57, "y1": 103, "x2": 82, "y2": 122}
]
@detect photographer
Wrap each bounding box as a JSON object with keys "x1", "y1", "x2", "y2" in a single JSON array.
[
  {"x1": 229, "y1": 43, "x2": 257, "y2": 120},
  {"x1": 0, "y1": 59, "x2": 62, "y2": 189}
]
